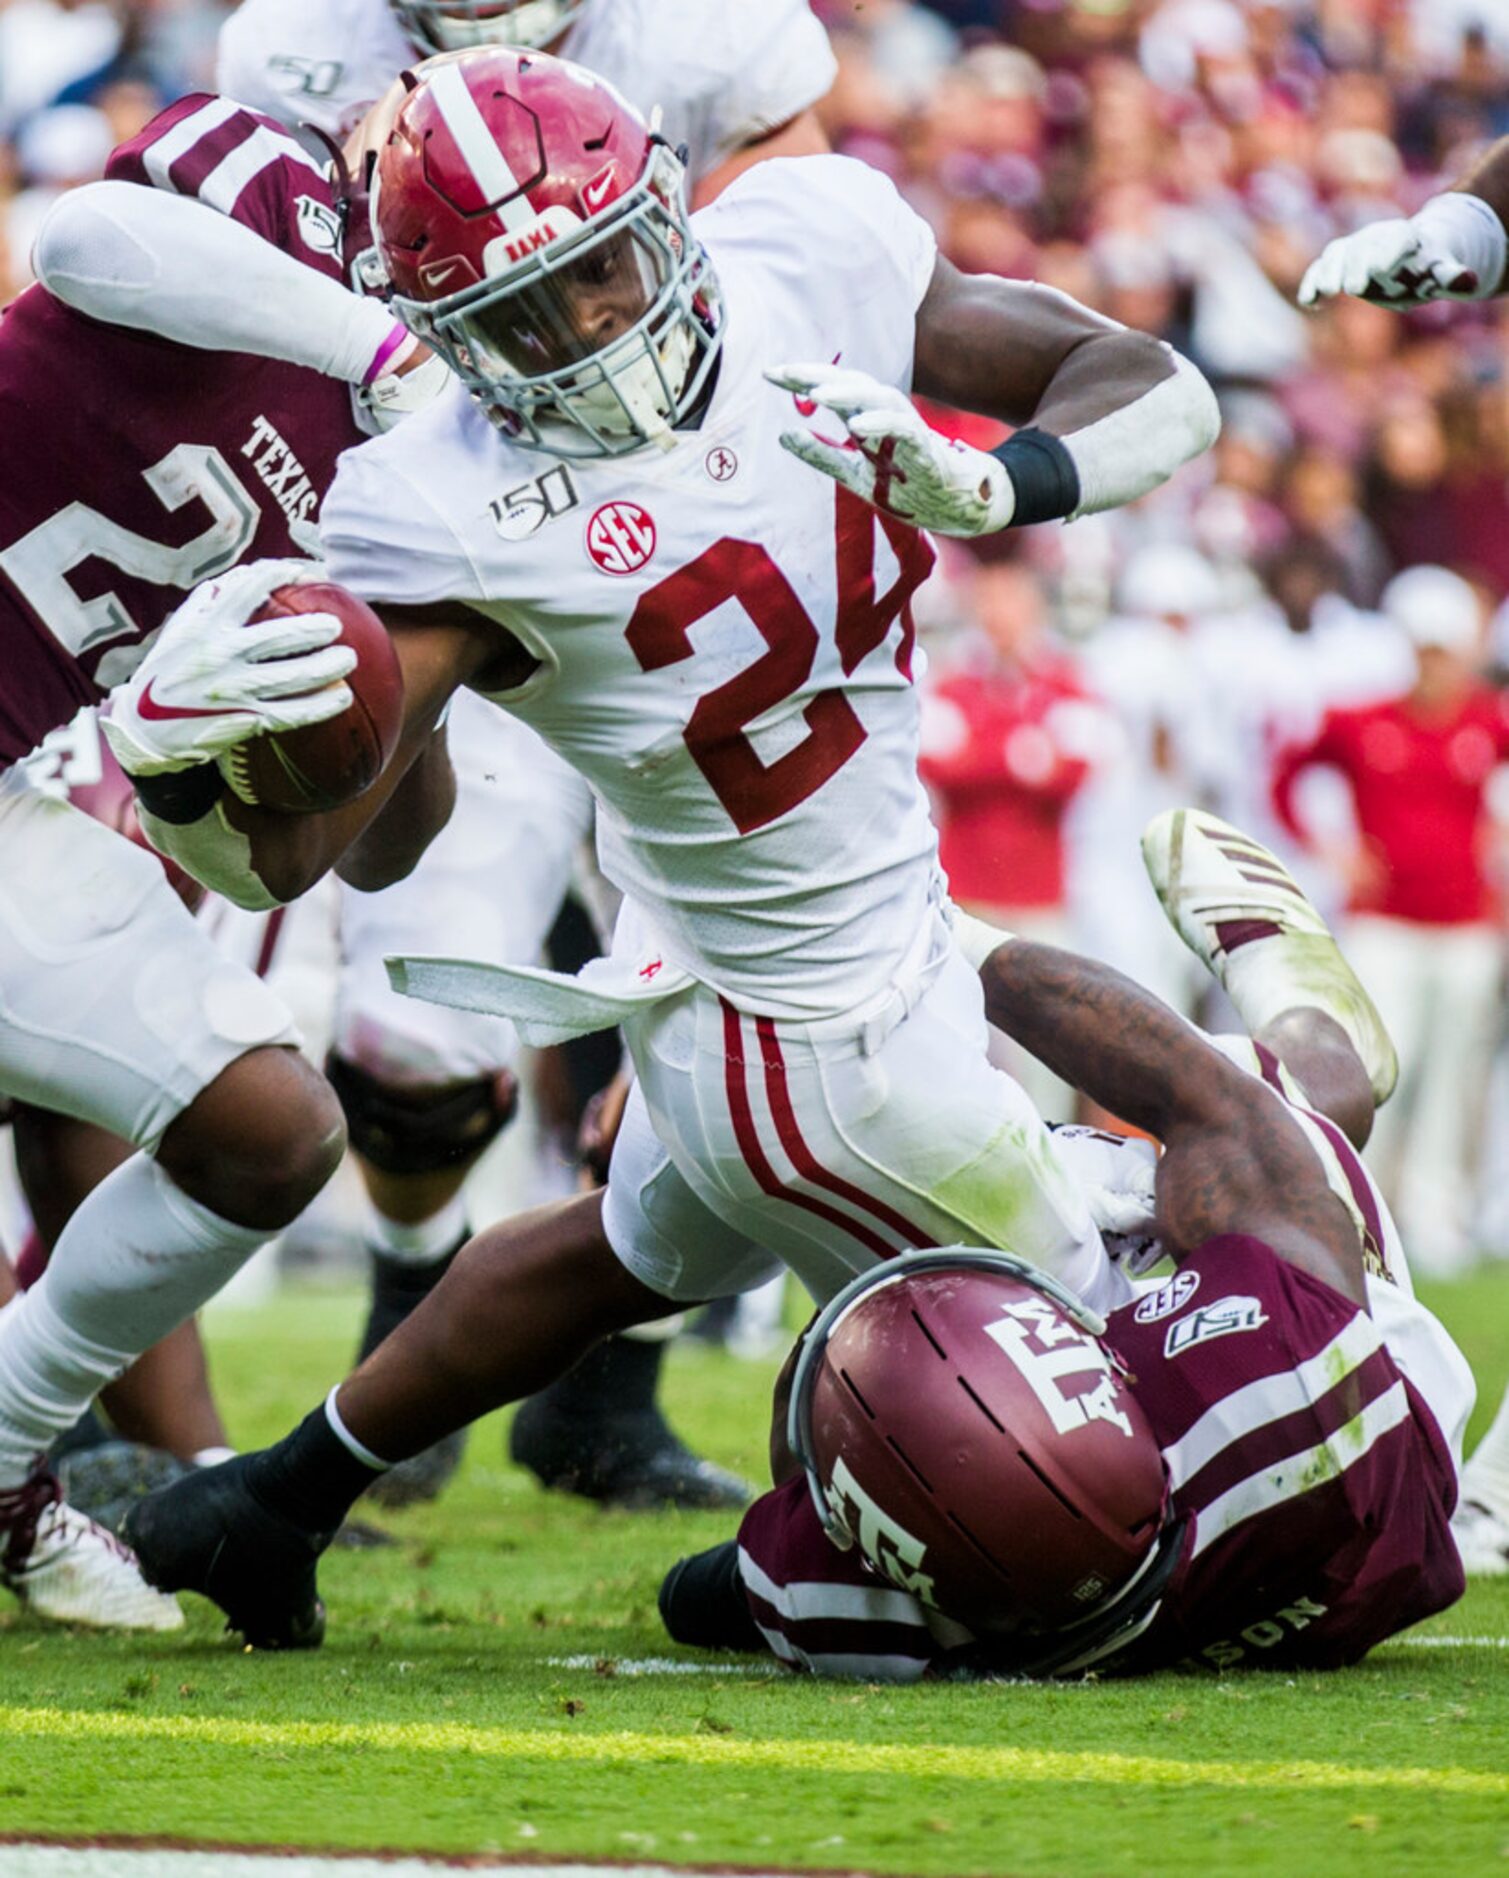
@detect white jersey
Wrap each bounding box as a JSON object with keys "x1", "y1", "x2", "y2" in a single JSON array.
[
  {"x1": 216, "y1": 0, "x2": 835, "y2": 180},
  {"x1": 321, "y1": 156, "x2": 942, "y2": 1019}
]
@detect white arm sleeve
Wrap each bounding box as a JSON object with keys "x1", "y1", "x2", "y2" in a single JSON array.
[
  {"x1": 33, "y1": 181, "x2": 404, "y2": 386},
  {"x1": 1062, "y1": 346, "x2": 1221, "y2": 518},
  {"x1": 138, "y1": 800, "x2": 284, "y2": 912}
]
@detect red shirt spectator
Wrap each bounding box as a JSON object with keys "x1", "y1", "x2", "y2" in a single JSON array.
[
  {"x1": 1272, "y1": 573, "x2": 1509, "y2": 924},
  {"x1": 920, "y1": 564, "x2": 1101, "y2": 911}
]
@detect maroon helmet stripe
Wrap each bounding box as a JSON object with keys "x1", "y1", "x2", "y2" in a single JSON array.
[
  {"x1": 719, "y1": 1000, "x2": 896, "y2": 1259},
  {"x1": 753, "y1": 1014, "x2": 938, "y2": 1250}
]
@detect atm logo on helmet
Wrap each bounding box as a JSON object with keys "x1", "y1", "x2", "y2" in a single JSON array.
[
  {"x1": 983, "y1": 1298, "x2": 1135, "y2": 1439},
  {"x1": 825, "y1": 1456, "x2": 938, "y2": 1606}
]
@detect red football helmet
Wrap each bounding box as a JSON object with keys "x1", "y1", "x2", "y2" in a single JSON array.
[
  {"x1": 790, "y1": 1250, "x2": 1181, "y2": 1676},
  {"x1": 390, "y1": 0, "x2": 582, "y2": 58},
  {"x1": 370, "y1": 49, "x2": 723, "y2": 457}
]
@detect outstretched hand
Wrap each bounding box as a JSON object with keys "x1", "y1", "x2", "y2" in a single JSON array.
[
  {"x1": 768, "y1": 361, "x2": 1017, "y2": 536},
  {"x1": 1299, "y1": 219, "x2": 1479, "y2": 309}
]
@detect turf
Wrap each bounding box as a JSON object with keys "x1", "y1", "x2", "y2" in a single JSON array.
[{"x1": 1, "y1": 1274, "x2": 1507, "y2": 1878}]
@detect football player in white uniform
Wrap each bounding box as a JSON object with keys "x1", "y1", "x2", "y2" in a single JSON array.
[
  {"x1": 218, "y1": 0, "x2": 833, "y2": 193},
  {"x1": 1301, "y1": 140, "x2": 1509, "y2": 1578},
  {"x1": 115, "y1": 49, "x2": 1218, "y2": 1647},
  {"x1": 214, "y1": 0, "x2": 835, "y2": 1510}
]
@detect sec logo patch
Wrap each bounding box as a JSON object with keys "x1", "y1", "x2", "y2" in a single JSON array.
[
  {"x1": 704, "y1": 445, "x2": 739, "y2": 483},
  {"x1": 1134, "y1": 1270, "x2": 1200, "y2": 1324},
  {"x1": 586, "y1": 500, "x2": 656, "y2": 575}
]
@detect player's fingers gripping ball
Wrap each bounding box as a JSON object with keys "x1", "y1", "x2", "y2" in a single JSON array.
[{"x1": 218, "y1": 584, "x2": 405, "y2": 813}]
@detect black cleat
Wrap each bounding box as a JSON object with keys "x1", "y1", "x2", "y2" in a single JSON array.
[
  {"x1": 121, "y1": 1454, "x2": 328, "y2": 1650},
  {"x1": 509, "y1": 1399, "x2": 753, "y2": 1512}
]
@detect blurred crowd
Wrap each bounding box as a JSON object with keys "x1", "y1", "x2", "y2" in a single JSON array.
[{"x1": 7, "y1": 0, "x2": 1509, "y2": 1274}]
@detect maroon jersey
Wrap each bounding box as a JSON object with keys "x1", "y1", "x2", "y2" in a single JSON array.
[
  {"x1": 736, "y1": 1234, "x2": 1463, "y2": 1679},
  {"x1": 0, "y1": 94, "x2": 364, "y2": 768}
]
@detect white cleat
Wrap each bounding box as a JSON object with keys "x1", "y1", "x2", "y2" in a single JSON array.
[
  {"x1": 1451, "y1": 1498, "x2": 1509, "y2": 1576},
  {"x1": 0, "y1": 1465, "x2": 184, "y2": 1631},
  {"x1": 1142, "y1": 808, "x2": 1397, "y2": 1106}
]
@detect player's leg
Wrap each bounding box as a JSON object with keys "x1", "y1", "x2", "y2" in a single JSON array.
[
  {"x1": 508, "y1": 916, "x2": 748, "y2": 1512},
  {"x1": 1394, "y1": 923, "x2": 1500, "y2": 1275},
  {"x1": 633, "y1": 939, "x2": 1121, "y2": 1314},
  {"x1": 326, "y1": 699, "x2": 582, "y2": 1503},
  {"x1": 0, "y1": 772, "x2": 341, "y2": 1626},
  {"x1": 1135, "y1": 807, "x2": 1477, "y2": 1462},
  {"x1": 1142, "y1": 807, "x2": 1397, "y2": 1115},
  {"x1": 978, "y1": 937, "x2": 1369, "y2": 1297},
  {"x1": 123, "y1": 1091, "x2": 774, "y2": 1644},
  {"x1": 1457, "y1": 1385, "x2": 1509, "y2": 1573},
  {"x1": 11, "y1": 1104, "x2": 230, "y2": 1461}
]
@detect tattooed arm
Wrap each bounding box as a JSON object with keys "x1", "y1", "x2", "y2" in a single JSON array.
[{"x1": 978, "y1": 941, "x2": 1368, "y2": 1307}]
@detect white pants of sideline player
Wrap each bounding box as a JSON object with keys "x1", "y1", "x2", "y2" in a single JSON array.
[
  {"x1": 601, "y1": 911, "x2": 1119, "y2": 1313},
  {"x1": 1343, "y1": 913, "x2": 1504, "y2": 1277}
]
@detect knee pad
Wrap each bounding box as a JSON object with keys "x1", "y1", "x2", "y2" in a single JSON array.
[{"x1": 324, "y1": 1052, "x2": 518, "y2": 1177}]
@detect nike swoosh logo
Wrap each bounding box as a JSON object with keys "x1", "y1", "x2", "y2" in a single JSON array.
[{"x1": 137, "y1": 681, "x2": 231, "y2": 723}]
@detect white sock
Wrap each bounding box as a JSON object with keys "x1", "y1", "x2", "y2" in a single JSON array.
[
  {"x1": 363, "y1": 1190, "x2": 469, "y2": 1266},
  {"x1": 0, "y1": 1154, "x2": 265, "y2": 1486},
  {"x1": 1463, "y1": 1384, "x2": 1509, "y2": 1513}
]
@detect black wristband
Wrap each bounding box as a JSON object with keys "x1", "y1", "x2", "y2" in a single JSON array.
[
  {"x1": 130, "y1": 762, "x2": 227, "y2": 826},
  {"x1": 989, "y1": 427, "x2": 1081, "y2": 527}
]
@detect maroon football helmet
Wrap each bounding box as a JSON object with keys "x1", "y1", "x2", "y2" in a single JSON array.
[
  {"x1": 370, "y1": 48, "x2": 723, "y2": 456},
  {"x1": 790, "y1": 1250, "x2": 1180, "y2": 1676}
]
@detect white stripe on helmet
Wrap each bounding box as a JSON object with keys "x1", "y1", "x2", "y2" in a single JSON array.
[{"x1": 426, "y1": 59, "x2": 534, "y2": 234}]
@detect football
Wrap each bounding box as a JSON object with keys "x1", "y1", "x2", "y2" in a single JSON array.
[{"x1": 218, "y1": 582, "x2": 405, "y2": 814}]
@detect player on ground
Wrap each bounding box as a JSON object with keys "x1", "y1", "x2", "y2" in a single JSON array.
[
  {"x1": 1301, "y1": 157, "x2": 1509, "y2": 1576},
  {"x1": 660, "y1": 810, "x2": 1470, "y2": 1677},
  {"x1": 214, "y1": 0, "x2": 836, "y2": 1512},
  {"x1": 118, "y1": 48, "x2": 1218, "y2": 1648},
  {"x1": 0, "y1": 89, "x2": 453, "y2": 1626}
]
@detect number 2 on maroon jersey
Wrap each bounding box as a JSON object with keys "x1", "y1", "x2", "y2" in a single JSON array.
[{"x1": 624, "y1": 493, "x2": 934, "y2": 834}]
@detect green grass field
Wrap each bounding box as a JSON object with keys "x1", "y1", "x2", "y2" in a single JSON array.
[{"x1": 2, "y1": 1272, "x2": 1507, "y2": 1878}]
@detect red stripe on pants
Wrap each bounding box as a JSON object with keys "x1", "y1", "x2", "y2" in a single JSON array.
[
  {"x1": 754, "y1": 1015, "x2": 938, "y2": 1250},
  {"x1": 719, "y1": 999, "x2": 896, "y2": 1260}
]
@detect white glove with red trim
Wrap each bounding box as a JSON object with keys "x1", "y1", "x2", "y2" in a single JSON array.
[
  {"x1": 102, "y1": 559, "x2": 356, "y2": 776},
  {"x1": 768, "y1": 361, "x2": 1017, "y2": 536}
]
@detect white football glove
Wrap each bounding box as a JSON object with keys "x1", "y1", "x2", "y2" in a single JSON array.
[
  {"x1": 1298, "y1": 198, "x2": 1501, "y2": 309},
  {"x1": 102, "y1": 558, "x2": 356, "y2": 777},
  {"x1": 767, "y1": 362, "x2": 1017, "y2": 537},
  {"x1": 1048, "y1": 1123, "x2": 1163, "y2": 1275}
]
